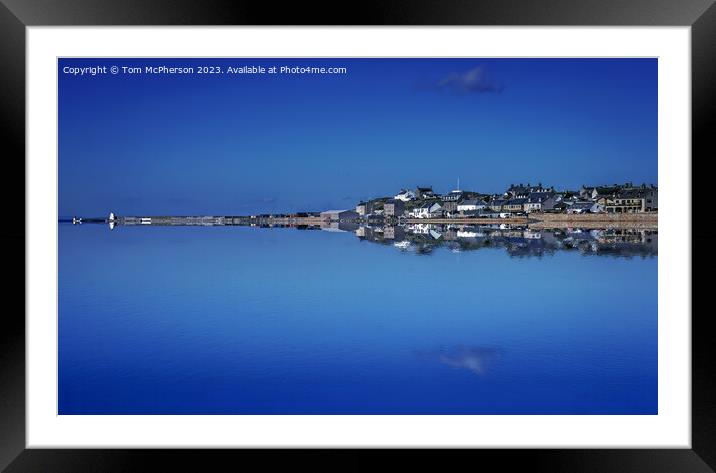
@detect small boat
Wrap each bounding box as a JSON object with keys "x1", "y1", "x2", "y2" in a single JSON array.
[{"x1": 72, "y1": 217, "x2": 82, "y2": 225}]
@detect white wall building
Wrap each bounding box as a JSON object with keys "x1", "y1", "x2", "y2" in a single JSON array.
[
  {"x1": 394, "y1": 189, "x2": 416, "y2": 202},
  {"x1": 456, "y1": 199, "x2": 486, "y2": 212},
  {"x1": 414, "y1": 202, "x2": 443, "y2": 218}
]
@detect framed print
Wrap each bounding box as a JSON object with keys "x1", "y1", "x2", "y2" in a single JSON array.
[{"x1": 4, "y1": 0, "x2": 715, "y2": 471}]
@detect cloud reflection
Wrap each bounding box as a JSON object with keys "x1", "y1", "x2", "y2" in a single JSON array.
[{"x1": 417, "y1": 345, "x2": 503, "y2": 375}]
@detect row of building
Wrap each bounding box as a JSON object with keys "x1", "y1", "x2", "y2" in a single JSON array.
[{"x1": 348, "y1": 182, "x2": 658, "y2": 219}]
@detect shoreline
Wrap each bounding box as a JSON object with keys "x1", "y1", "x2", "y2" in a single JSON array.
[{"x1": 103, "y1": 213, "x2": 657, "y2": 230}]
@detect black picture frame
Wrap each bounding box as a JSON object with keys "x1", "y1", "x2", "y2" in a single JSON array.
[{"x1": 2, "y1": 0, "x2": 714, "y2": 471}]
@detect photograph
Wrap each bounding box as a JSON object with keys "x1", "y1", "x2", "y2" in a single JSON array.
[{"x1": 58, "y1": 57, "x2": 659, "y2": 415}]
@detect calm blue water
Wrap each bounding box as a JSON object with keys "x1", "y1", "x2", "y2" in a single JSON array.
[{"x1": 58, "y1": 224, "x2": 657, "y2": 414}]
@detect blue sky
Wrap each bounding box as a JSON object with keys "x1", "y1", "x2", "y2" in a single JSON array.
[{"x1": 59, "y1": 58, "x2": 657, "y2": 216}]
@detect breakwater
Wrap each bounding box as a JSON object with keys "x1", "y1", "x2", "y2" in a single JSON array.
[{"x1": 119, "y1": 216, "x2": 324, "y2": 226}]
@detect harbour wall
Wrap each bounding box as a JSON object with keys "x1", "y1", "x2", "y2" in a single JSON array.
[
  {"x1": 120, "y1": 216, "x2": 325, "y2": 226},
  {"x1": 117, "y1": 213, "x2": 657, "y2": 229},
  {"x1": 531, "y1": 212, "x2": 658, "y2": 223},
  {"x1": 528, "y1": 212, "x2": 658, "y2": 229}
]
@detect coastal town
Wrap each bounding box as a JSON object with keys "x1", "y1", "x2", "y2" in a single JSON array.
[
  {"x1": 66, "y1": 181, "x2": 659, "y2": 258},
  {"x1": 331, "y1": 181, "x2": 658, "y2": 221},
  {"x1": 69, "y1": 181, "x2": 658, "y2": 230}
]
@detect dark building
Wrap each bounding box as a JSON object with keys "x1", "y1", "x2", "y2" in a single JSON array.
[
  {"x1": 415, "y1": 186, "x2": 436, "y2": 199},
  {"x1": 384, "y1": 199, "x2": 405, "y2": 217}
]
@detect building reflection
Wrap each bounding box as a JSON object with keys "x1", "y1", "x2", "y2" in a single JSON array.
[
  {"x1": 110, "y1": 217, "x2": 657, "y2": 258},
  {"x1": 349, "y1": 223, "x2": 657, "y2": 258}
]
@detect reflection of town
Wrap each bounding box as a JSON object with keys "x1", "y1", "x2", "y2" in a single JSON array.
[
  {"x1": 319, "y1": 222, "x2": 657, "y2": 258},
  {"x1": 66, "y1": 214, "x2": 657, "y2": 258}
]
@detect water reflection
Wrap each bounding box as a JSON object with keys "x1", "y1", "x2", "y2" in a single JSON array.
[
  {"x1": 346, "y1": 224, "x2": 657, "y2": 258},
  {"x1": 68, "y1": 218, "x2": 658, "y2": 258},
  {"x1": 59, "y1": 221, "x2": 658, "y2": 414}
]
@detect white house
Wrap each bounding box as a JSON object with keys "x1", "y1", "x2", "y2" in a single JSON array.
[
  {"x1": 441, "y1": 190, "x2": 464, "y2": 202},
  {"x1": 524, "y1": 194, "x2": 547, "y2": 213},
  {"x1": 456, "y1": 199, "x2": 486, "y2": 212},
  {"x1": 566, "y1": 201, "x2": 603, "y2": 214},
  {"x1": 414, "y1": 202, "x2": 443, "y2": 218},
  {"x1": 394, "y1": 189, "x2": 416, "y2": 202}
]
